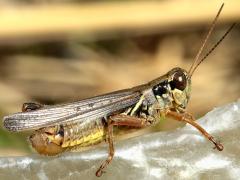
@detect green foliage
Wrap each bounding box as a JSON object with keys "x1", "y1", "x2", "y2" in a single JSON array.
[{"x1": 0, "y1": 127, "x2": 31, "y2": 153}]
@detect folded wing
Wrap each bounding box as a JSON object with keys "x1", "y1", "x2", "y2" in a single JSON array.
[{"x1": 3, "y1": 90, "x2": 141, "y2": 132}]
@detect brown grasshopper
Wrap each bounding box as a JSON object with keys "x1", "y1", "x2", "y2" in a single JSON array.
[{"x1": 3, "y1": 3, "x2": 235, "y2": 177}]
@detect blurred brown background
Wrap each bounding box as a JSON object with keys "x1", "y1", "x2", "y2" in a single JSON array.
[{"x1": 0, "y1": 0, "x2": 239, "y2": 156}]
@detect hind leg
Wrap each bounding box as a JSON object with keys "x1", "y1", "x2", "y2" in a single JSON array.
[{"x1": 22, "y1": 102, "x2": 43, "y2": 112}]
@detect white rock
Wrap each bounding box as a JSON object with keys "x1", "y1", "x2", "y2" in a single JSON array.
[{"x1": 0, "y1": 100, "x2": 240, "y2": 180}]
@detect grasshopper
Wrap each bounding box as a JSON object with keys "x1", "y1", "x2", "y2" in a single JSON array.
[{"x1": 3, "y1": 3, "x2": 235, "y2": 177}]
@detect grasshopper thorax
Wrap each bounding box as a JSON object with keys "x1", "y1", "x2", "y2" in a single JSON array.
[{"x1": 152, "y1": 68, "x2": 191, "y2": 112}]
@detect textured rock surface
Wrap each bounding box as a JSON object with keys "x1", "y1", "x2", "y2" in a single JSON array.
[{"x1": 0, "y1": 100, "x2": 240, "y2": 180}]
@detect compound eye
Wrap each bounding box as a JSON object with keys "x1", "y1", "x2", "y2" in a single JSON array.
[{"x1": 170, "y1": 71, "x2": 187, "y2": 91}]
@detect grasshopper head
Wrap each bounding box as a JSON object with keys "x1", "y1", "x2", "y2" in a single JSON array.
[
  {"x1": 153, "y1": 4, "x2": 234, "y2": 113},
  {"x1": 152, "y1": 67, "x2": 191, "y2": 113},
  {"x1": 167, "y1": 67, "x2": 191, "y2": 112}
]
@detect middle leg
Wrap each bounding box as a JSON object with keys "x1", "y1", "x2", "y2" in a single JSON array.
[{"x1": 95, "y1": 114, "x2": 149, "y2": 177}]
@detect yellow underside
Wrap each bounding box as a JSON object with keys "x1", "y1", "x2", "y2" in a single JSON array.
[{"x1": 62, "y1": 128, "x2": 106, "y2": 148}]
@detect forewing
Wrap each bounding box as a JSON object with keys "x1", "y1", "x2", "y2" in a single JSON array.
[{"x1": 3, "y1": 90, "x2": 141, "y2": 132}]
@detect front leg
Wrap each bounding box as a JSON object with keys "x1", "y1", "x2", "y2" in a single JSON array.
[
  {"x1": 95, "y1": 114, "x2": 149, "y2": 177},
  {"x1": 166, "y1": 110, "x2": 223, "y2": 151}
]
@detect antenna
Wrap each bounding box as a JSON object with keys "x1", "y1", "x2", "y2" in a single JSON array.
[
  {"x1": 189, "y1": 23, "x2": 236, "y2": 77},
  {"x1": 188, "y1": 3, "x2": 226, "y2": 77}
]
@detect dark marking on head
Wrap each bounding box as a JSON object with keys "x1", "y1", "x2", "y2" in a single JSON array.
[{"x1": 152, "y1": 80, "x2": 168, "y2": 97}]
